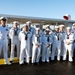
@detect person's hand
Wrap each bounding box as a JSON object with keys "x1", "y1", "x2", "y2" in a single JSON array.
[
  {"x1": 46, "y1": 44, "x2": 50, "y2": 48},
  {"x1": 66, "y1": 42, "x2": 70, "y2": 45},
  {"x1": 36, "y1": 45, "x2": 39, "y2": 48}
]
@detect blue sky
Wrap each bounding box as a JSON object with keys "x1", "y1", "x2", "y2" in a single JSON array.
[{"x1": 0, "y1": 0, "x2": 75, "y2": 20}]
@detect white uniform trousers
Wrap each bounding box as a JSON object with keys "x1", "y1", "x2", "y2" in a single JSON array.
[
  {"x1": 32, "y1": 45, "x2": 41, "y2": 63},
  {"x1": 19, "y1": 45, "x2": 30, "y2": 64},
  {"x1": 10, "y1": 41, "x2": 20, "y2": 61},
  {"x1": 51, "y1": 41, "x2": 61, "y2": 61},
  {"x1": 0, "y1": 42, "x2": 8, "y2": 63},
  {"x1": 42, "y1": 44, "x2": 51, "y2": 62},
  {"x1": 60, "y1": 41, "x2": 64, "y2": 56},
  {"x1": 63, "y1": 44, "x2": 73, "y2": 62}
]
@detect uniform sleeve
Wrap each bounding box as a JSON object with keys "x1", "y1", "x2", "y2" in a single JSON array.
[
  {"x1": 42, "y1": 35, "x2": 44, "y2": 44},
  {"x1": 32, "y1": 27, "x2": 35, "y2": 34},
  {"x1": 32, "y1": 35, "x2": 35, "y2": 45},
  {"x1": 39, "y1": 36, "x2": 42, "y2": 45},
  {"x1": 18, "y1": 32, "x2": 21, "y2": 41},
  {"x1": 9, "y1": 28, "x2": 12, "y2": 39},
  {"x1": 69, "y1": 34, "x2": 74, "y2": 44},
  {"x1": 64, "y1": 33, "x2": 74, "y2": 44},
  {"x1": 63, "y1": 33, "x2": 66, "y2": 43},
  {"x1": 7, "y1": 27, "x2": 9, "y2": 35},
  {"x1": 52, "y1": 33, "x2": 55, "y2": 43},
  {"x1": 30, "y1": 32, "x2": 32, "y2": 37},
  {"x1": 60, "y1": 34, "x2": 63, "y2": 41},
  {"x1": 49, "y1": 35, "x2": 53, "y2": 45}
]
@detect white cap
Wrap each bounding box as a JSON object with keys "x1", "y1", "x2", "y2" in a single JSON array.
[
  {"x1": 26, "y1": 21, "x2": 32, "y2": 24},
  {"x1": 66, "y1": 27, "x2": 71, "y2": 29},
  {"x1": 45, "y1": 29, "x2": 50, "y2": 31},
  {"x1": 45, "y1": 25, "x2": 49, "y2": 27},
  {"x1": 36, "y1": 28, "x2": 40, "y2": 31},
  {"x1": 23, "y1": 24, "x2": 27, "y2": 27},
  {"x1": 73, "y1": 23, "x2": 75, "y2": 26},
  {"x1": 13, "y1": 21, "x2": 19, "y2": 25},
  {"x1": 59, "y1": 24, "x2": 64, "y2": 27},
  {"x1": 0, "y1": 17, "x2": 7, "y2": 20},
  {"x1": 55, "y1": 26, "x2": 59, "y2": 28}
]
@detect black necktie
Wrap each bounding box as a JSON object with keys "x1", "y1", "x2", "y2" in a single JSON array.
[
  {"x1": 57, "y1": 33, "x2": 59, "y2": 40},
  {"x1": 47, "y1": 36, "x2": 49, "y2": 42},
  {"x1": 29, "y1": 28, "x2": 31, "y2": 32},
  {"x1": 37, "y1": 37, "x2": 39, "y2": 42},
  {"x1": 67, "y1": 34, "x2": 70, "y2": 39},
  {"x1": 14, "y1": 29, "x2": 18, "y2": 36},
  {"x1": 25, "y1": 33, "x2": 28, "y2": 40},
  {"x1": 36, "y1": 35, "x2": 40, "y2": 42}
]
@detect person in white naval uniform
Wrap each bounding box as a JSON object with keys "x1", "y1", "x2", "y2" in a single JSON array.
[
  {"x1": 26, "y1": 21, "x2": 34, "y2": 35},
  {"x1": 19, "y1": 24, "x2": 32, "y2": 65},
  {"x1": 9, "y1": 21, "x2": 21, "y2": 63},
  {"x1": 0, "y1": 17, "x2": 11, "y2": 65},
  {"x1": 45, "y1": 25, "x2": 53, "y2": 57},
  {"x1": 45, "y1": 25, "x2": 53, "y2": 34},
  {"x1": 59, "y1": 25, "x2": 65, "y2": 57},
  {"x1": 26, "y1": 21, "x2": 34, "y2": 57},
  {"x1": 63, "y1": 27, "x2": 74, "y2": 62},
  {"x1": 51, "y1": 26, "x2": 63, "y2": 61},
  {"x1": 34, "y1": 24, "x2": 42, "y2": 35},
  {"x1": 42, "y1": 29, "x2": 53, "y2": 63},
  {"x1": 32, "y1": 28, "x2": 42, "y2": 65}
]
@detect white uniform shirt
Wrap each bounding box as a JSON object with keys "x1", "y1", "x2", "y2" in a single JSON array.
[
  {"x1": 42, "y1": 34, "x2": 53, "y2": 45},
  {"x1": 9, "y1": 27, "x2": 21, "y2": 43},
  {"x1": 53, "y1": 32, "x2": 63, "y2": 43},
  {"x1": 0, "y1": 25, "x2": 9, "y2": 43},
  {"x1": 32, "y1": 34, "x2": 42, "y2": 46},
  {"x1": 28, "y1": 27, "x2": 35, "y2": 35},
  {"x1": 19, "y1": 31, "x2": 32, "y2": 48},
  {"x1": 9, "y1": 27, "x2": 21, "y2": 40},
  {"x1": 71, "y1": 29, "x2": 75, "y2": 40},
  {"x1": 59, "y1": 30, "x2": 66, "y2": 40},
  {"x1": 64, "y1": 32, "x2": 74, "y2": 44}
]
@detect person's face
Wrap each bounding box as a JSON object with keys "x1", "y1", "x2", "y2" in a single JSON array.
[
  {"x1": 73, "y1": 25, "x2": 75, "y2": 29},
  {"x1": 46, "y1": 26, "x2": 50, "y2": 29},
  {"x1": 55, "y1": 28, "x2": 59, "y2": 32},
  {"x1": 13, "y1": 23, "x2": 18, "y2": 28},
  {"x1": 36, "y1": 25, "x2": 40, "y2": 28},
  {"x1": 46, "y1": 31, "x2": 49, "y2": 35},
  {"x1": 1, "y1": 20, "x2": 6, "y2": 26},
  {"x1": 60, "y1": 26, "x2": 64, "y2": 31},
  {"x1": 23, "y1": 26, "x2": 28, "y2": 31},
  {"x1": 67, "y1": 29, "x2": 71, "y2": 33}
]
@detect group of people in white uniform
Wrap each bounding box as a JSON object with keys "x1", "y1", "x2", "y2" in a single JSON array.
[{"x1": 0, "y1": 16, "x2": 75, "y2": 65}]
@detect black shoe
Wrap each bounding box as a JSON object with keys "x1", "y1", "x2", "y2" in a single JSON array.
[
  {"x1": 32, "y1": 63, "x2": 34, "y2": 65},
  {"x1": 47, "y1": 61, "x2": 50, "y2": 63},
  {"x1": 10, "y1": 61, "x2": 13, "y2": 63},
  {"x1": 19, "y1": 64, "x2": 24, "y2": 66},
  {"x1": 42, "y1": 62, "x2": 45, "y2": 64},
  {"x1": 32, "y1": 63, "x2": 35, "y2": 65},
  {"x1": 27, "y1": 63, "x2": 30, "y2": 65},
  {"x1": 69, "y1": 61, "x2": 73, "y2": 63},
  {"x1": 37, "y1": 62, "x2": 39, "y2": 65}
]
